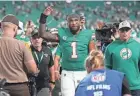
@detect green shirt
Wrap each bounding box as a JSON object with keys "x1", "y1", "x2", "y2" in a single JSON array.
[
  {"x1": 57, "y1": 28, "x2": 93, "y2": 71},
  {"x1": 105, "y1": 38, "x2": 140, "y2": 90}
]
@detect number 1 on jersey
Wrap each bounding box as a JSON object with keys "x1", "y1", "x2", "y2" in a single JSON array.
[{"x1": 71, "y1": 42, "x2": 78, "y2": 58}]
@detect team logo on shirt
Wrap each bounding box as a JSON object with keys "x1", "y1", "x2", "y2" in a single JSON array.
[
  {"x1": 62, "y1": 36, "x2": 67, "y2": 40},
  {"x1": 44, "y1": 54, "x2": 48, "y2": 57},
  {"x1": 91, "y1": 73, "x2": 106, "y2": 83},
  {"x1": 120, "y1": 48, "x2": 132, "y2": 59}
]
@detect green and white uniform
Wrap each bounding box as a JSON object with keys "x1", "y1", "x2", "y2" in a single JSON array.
[
  {"x1": 56, "y1": 28, "x2": 93, "y2": 96},
  {"x1": 16, "y1": 34, "x2": 31, "y2": 51},
  {"x1": 57, "y1": 28, "x2": 93, "y2": 71},
  {"x1": 16, "y1": 34, "x2": 30, "y2": 45}
]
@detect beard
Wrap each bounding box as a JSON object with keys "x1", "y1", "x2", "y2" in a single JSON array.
[{"x1": 69, "y1": 26, "x2": 80, "y2": 35}]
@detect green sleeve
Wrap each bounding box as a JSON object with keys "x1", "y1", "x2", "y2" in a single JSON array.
[
  {"x1": 104, "y1": 46, "x2": 112, "y2": 69},
  {"x1": 89, "y1": 29, "x2": 95, "y2": 41},
  {"x1": 55, "y1": 45, "x2": 62, "y2": 57}
]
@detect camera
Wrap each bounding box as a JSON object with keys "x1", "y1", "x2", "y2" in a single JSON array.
[
  {"x1": 95, "y1": 22, "x2": 119, "y2": 42},
  {"x1": 95, "y1": 22, "x2": 119, "y2": 53}
]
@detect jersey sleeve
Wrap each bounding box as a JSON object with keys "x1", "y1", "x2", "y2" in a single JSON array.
[
  {"x1": 57, "y1": 28, "x2": 63, "y2": 41},
  {"x1": 104, "y1": 46, "x2": 112, "y2": 69},
  {"x1": 87, "y1": 29, "x2": 95, "y2": 43},
  {"x1": 55, "y1": 44, "x2": 62, "y2": 57},
  {"x1": 88, "y1": 29, "x2": 93, "y2": 39},
  {"x1": 90, "y1": 29, "x2": 96, "y2": 40}
]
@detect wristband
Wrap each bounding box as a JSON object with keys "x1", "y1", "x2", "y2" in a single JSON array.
[
  {"x1": 39, "y1": 13, "x2": 48, "y2": 24},
  {"x1": 50, "y1": 81, "x2": 55, "y2": 85}
]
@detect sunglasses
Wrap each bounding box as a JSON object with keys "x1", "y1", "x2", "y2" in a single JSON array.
[{"x1": 119, "y1": 27, "x2": 131, "y2": 32}]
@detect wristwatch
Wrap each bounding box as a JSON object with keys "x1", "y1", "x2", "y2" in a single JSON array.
[{"x1": 50, "y1": 81, "x2": 55, "y2": 85}]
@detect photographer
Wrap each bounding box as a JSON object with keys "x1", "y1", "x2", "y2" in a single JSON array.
[{"x1": 95, "y1": 22, "x2": 119, "y2": 53}]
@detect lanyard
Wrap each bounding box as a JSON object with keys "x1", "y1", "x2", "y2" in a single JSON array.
[{"x1": 34, "y1": 51, "x2": 44, "y2": 66}]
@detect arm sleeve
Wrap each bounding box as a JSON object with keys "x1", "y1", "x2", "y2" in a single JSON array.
[
  {"x1": 122, "y1": 76, "x2": 131, "y2": 95},
  {"x1": 39, "y1": 13, "x2": 48, "y2": 24},
  {"x1": 39, "y1": 13, "x2": 59, "y2": 42},
  {"x1": 89, "y1": 30, "x2": 95, "y2": 41},
  {"x1": 104, "y1": 46, "x2": 112, "y2": 69},
  {"x1": 55, "y1": 45, "x2": 62, "y2": 57}
]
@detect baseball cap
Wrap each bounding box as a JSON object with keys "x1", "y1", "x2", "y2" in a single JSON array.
[
  {"x1": 119, "y1": 20, "x2": 131, "y2": 30},
  {"x1": 67, "y1": 14, "x2": 80, "y2": 21},
  {"x1": 31, "y1": 28, "x2": 39, "y2": 37},
  {"x1": 1, "y1": 14, "x2": 21, "y2": 30}
]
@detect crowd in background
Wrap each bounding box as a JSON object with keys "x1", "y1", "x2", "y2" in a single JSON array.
[
  {"x1": 0, "y1": 1, "x2": 140, "y2": 31},
  {"x1": 0, "y1": 1, "x2": 140, "y2": 96}
]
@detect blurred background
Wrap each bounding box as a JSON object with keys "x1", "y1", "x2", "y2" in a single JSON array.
[{"x1": 0, "y1": 1, "x2": 139, "y2": 30}]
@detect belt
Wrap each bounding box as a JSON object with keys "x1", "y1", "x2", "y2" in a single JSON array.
[{"x1": 5, "y1": 82, "x2": 27, "y2": 86}]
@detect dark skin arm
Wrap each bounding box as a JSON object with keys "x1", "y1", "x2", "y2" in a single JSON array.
[
  {"x1": 54, "y1": 55, "x2": 61, "y2": 80},
  {"x1": 49, "y1": 65, "x2": 55, "y2": 91},
  {"x1": 39, "y1": 6, "x2": 59, "y2": 42}
]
